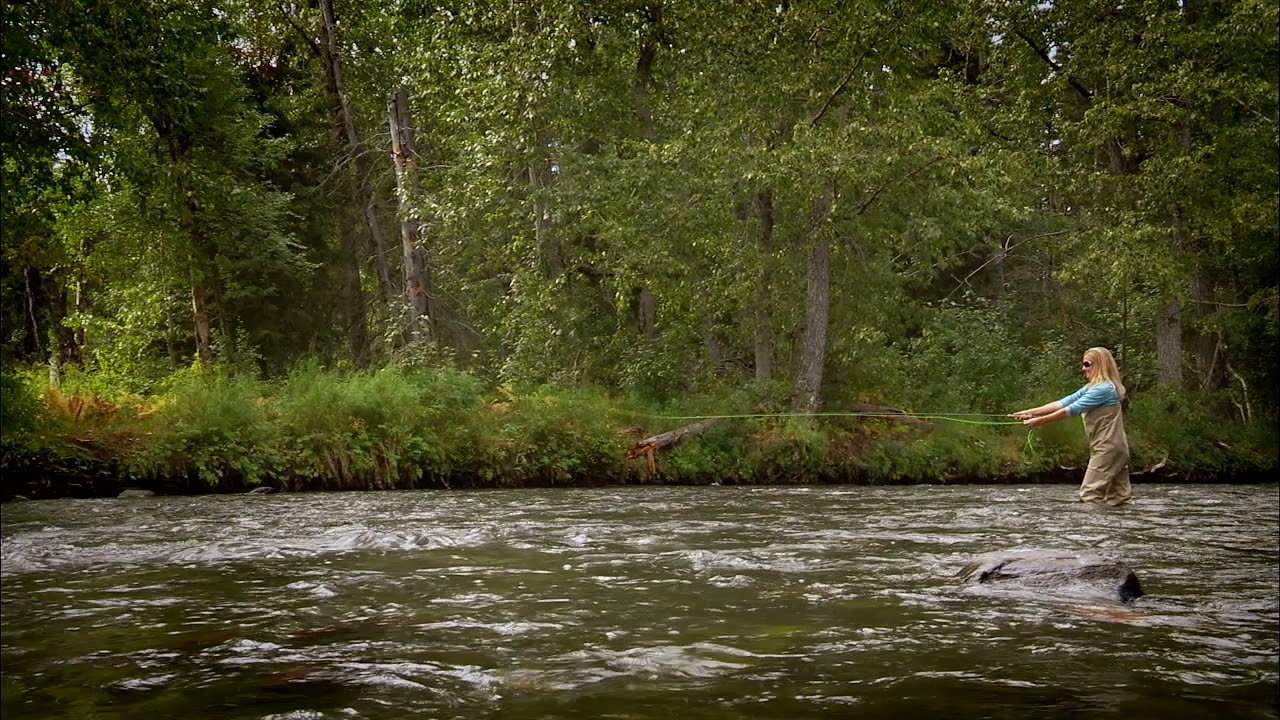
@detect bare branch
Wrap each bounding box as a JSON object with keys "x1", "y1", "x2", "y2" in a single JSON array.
[
  {"x1": 809, "y1": 39, "x2": 880, "y2": 128},
  {"x1": 854, "y1": 155, "x2": 943, "y2": 215},
  {"x1": 1011, "y1": 29, "x2": 1092, "y2": 102},
  {"x1": 944, "y1": 229, "x2": 1071, "y2": 300},
  {"x1": 278, "y1": 4, "x2": 322, "y2": 57}
]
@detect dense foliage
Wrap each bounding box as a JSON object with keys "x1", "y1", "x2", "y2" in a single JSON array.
[{"x1": 2, "y1": 0, "x2": 1275, "y2": 493}]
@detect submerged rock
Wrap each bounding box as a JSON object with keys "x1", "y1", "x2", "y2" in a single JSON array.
[
  {"x1": 245, "y1": 486, "x2": 277, "y2": 495},
  {"x1": 117, "y1": 488, "x2": 156, "y2": 499},
  {"x1": 959, "y1": 549, "x2": 1144, "y2": 604}
]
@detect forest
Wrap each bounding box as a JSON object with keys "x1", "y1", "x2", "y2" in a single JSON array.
[{"x1": 2, "y1": 0, "x2": 1276, "y2": 496}]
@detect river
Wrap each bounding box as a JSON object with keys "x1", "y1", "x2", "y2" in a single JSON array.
[{"x1": 2, "y1": 483, "x2": 1277, "y2": 719}]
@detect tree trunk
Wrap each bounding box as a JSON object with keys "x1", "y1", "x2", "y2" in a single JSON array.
[
  {"x1": 164, "y1": 300, "x2": 179, "y2": 367},
  {"x1": 633, "y1": 3, "x2": 663, "y2": 143},
  {"x1": 336, "y1": 232, "x2": 369, "y2": 367},
  {"x1": 627, "y1": 418, "x2": 724, "y2": 474},
  {"x1": 191, "y1": 284, "x2": 213, "y2": 365},
  {"x1": 319, "y1": 0, "x2": 395, "y2": 308},
  {"x1": 388, "y1": 85, "x2": 438, "y2": 342},
  {"x1": 629, "y1": 4, "x2": 665, "y2": 342},
  {"x1": 628, "y1": 419, "x2": 723, "y2": 455},
  {"x1": 172, "y1": 178, "x2": 218, "y2": 366},
  {"x1": 217, "y1": 285, "x2": 235, "y2": 357},
  {"x1": 511, "y1": 5, "x2": 565, "y2": 283},
  {"x1": 48, "y1": 345, "x2": 61, "y2": 389},
  {"x1": 1174, "y1": 102, "x2": 1221, "y2": 392},
  {"x1": 1103, "y1": 117, "x2": 1167, "y2": 388},
  {"x1": 1159, "y1": 131, "x2": 1190, "y2": 389},
  {"x1": 33, "y1": 267, "x2": 78, "y2": 370},
  {"x1": 636, "y1": 287, "x2": 658, "y2": 341},
  {"x1": 753, "y1": 188, "x2": 775, "y2": 383},
  {"x1": 1156, "y1": 298, "x2": 1182, "y2": 386},
  {"x1": 69, "y1": 244, "x2": 86, "y2": 365},
  {"x1": 1192, "y1": 269, "x2": 1221, "y2": 390},
  {"x1": 702, "y1": 314, "x2": 722, "y2": 373},
  {"x1": 283, "y1": 0, "x2": 369, "y2": 363},
  {"x1": 45, "y1": 278, "x2": 78, "y2": 381},
  {"x1": 792, "y1": 200, "x2": 831, "y2": 410},
  {"x1": 22, "y1": 268, "x2": 44, "y2": 359},
  {"x1": 317, "y1": 0, "x2": 379, "y2": 363},
  {"x1": 848, "y1": 403, "x2": 934, "y2": 430},
  {"x1": 526, "y1": 127, "x2": 564, "y2": 280}
]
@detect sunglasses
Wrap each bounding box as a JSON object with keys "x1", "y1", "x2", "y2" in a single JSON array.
[{"x1": 1082, "y1": 360, "x2": 1093, "y2": 369}]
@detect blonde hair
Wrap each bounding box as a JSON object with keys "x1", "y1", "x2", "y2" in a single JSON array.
[{"x1": 1084, "y1": 347, "x2": 1126, "y2": 399}]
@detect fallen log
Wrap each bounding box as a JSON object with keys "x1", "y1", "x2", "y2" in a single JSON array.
[
  {"x1": 624, "y1": 405, "x2": 929, "y2": 476},
  {"x1": 846, "y1": 403, "x2": 933, "y2": 430},
  {"x1": 626, "y1": 418, "x2": 724, "y2": 474}
]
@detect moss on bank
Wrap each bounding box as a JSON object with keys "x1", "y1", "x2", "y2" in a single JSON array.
[{"x1": 2, "y1": 367, "x2": 1276, "y2": 500}]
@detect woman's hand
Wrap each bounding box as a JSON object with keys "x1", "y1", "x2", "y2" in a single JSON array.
[{"x1": 1009, "y1": 410, "x2": 1035, "y2": 420}]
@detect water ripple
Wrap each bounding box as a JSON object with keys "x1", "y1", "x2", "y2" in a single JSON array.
[{"x1": 2, "y1": 484, "x2": 1277, "y2": 720}]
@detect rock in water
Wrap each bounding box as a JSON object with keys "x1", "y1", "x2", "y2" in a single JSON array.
[
  {"x1": 117, "y1": 488, "x2": 156, "y2": 499},
  {"x1": 959, "y1": 549, "x2": 1144, "y2": 603}
]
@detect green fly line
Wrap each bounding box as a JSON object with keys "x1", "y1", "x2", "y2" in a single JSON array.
[
  {"x1": 638, "y1": 411, "x2": 1021, "y2": 425},
  {"x1": 628, "y1": 410, "x2": 1042, "y2": 459}
]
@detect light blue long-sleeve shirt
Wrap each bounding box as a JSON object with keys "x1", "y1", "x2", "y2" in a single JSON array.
[{"x1": 1056, "y1": 382, "x2": 1122, "y2": 417}]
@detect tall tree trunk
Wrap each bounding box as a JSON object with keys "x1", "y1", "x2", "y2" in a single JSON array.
[
  {"x1": 46, "y1": 280, "x2": 78, "y2": 379},
  {"x1": 151, "y1": 125, "x2": 221, "y2": 366},
  {"x1": 22, "y1": 268, "x2": 44, "y2": 359},
  {"x1": 319, "y1": 0, "x2": 395, "y2": 309},
  {"x1": 1192, "y1": 269, "x2": 1221, "y2": 390},
  {"x1": 175, "y1": 182, "x2": 217, "y2": 366},
  {"x1": 629, "y1": 4, "x2": 665, "y2": 342},
  {"x1": 633, "y1": 3, "x2": 663, "y2": 143},
  {"x1": 68, "y1": 241, "x2": 86, "y2": 365},
  {"x1": 1156, "y1": 299, "x2": 1182, "y2": 386},
  {"x1": 792, "y1": 197, "x2": 832, "y2": 410},
  {"x1": 753, "y1": 188, "x2": 775, "y2": 383},
  {"x1": 526, "y1": 126, "x2": 564, "y2": 280},
  {"x1": 1102, "y1": 118, "x2": 1181, "y2": 388},
  {"x1": 217, "y1": 286, "x2": 235, "y2": 358},
  {"x1": 317, "y1": 0, "x2": 381, "y2": 363},
  {"x1": 191, "y1": 284, "x2": 213, "y2": 365},
  {"x1": 511, "y1": 4, "x2": 564, "y2": 282},
  {"x1": 164, "y1": 300, "x2": 179, "y2": 367},
  {"x1": 702, "y1": 313, "x2": 723, "y2": 374},
  {"x1": 388, "y1": 85, "x2": 438, "y2": 342},
  {"x1": 336, "y1": 233, "x2": 369, "y2": 366},
  {"x1": 636, "y1": 287, "x2": 658, "y2": 341},
  {"x1": 282, "y1": 0, "x2": 370, "y2": 363},
  {"x1": 1158, "y1": 207, "x2": 1190, "y2": 389},
  {"x1": 1171, "y1": 98, "x2": 1221, "y2": 391}
]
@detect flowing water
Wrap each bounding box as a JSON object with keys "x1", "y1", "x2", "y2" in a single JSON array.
[{"x1": 2, "y1": 483, "x2": 1277, "y2": 720}]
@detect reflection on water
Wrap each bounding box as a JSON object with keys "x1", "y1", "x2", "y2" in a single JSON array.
[{"x1": 2, "y1": 484, "x2": 1277, "y2": 719}]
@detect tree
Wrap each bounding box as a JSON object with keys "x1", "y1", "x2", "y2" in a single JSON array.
[
  {"x1": 38, "y1": 0, "x2": 308, "y2": 371},
  {"x1": 993, "y1": 0, "x2": 1278, "y2": 401}
]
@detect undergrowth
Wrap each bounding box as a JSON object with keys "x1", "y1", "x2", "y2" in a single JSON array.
[{"x1": 1, "y1": 365, "x2": 1274, "y2": 498}]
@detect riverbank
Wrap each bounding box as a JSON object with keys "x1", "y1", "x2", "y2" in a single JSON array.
[
  {"x1": 4, "y1": 466, "x2": 1277, "y2": 503},
  {"x1": 3, "y1": 428, "x2": 1274, "y2": 500},
  {"x1": 3, "y1": 366, "x2": 1275, "y2": 501}
]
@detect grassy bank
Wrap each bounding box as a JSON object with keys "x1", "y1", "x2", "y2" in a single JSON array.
[{"x1": 1, "y1": 366, "x2": 1275, "y2": 500}]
